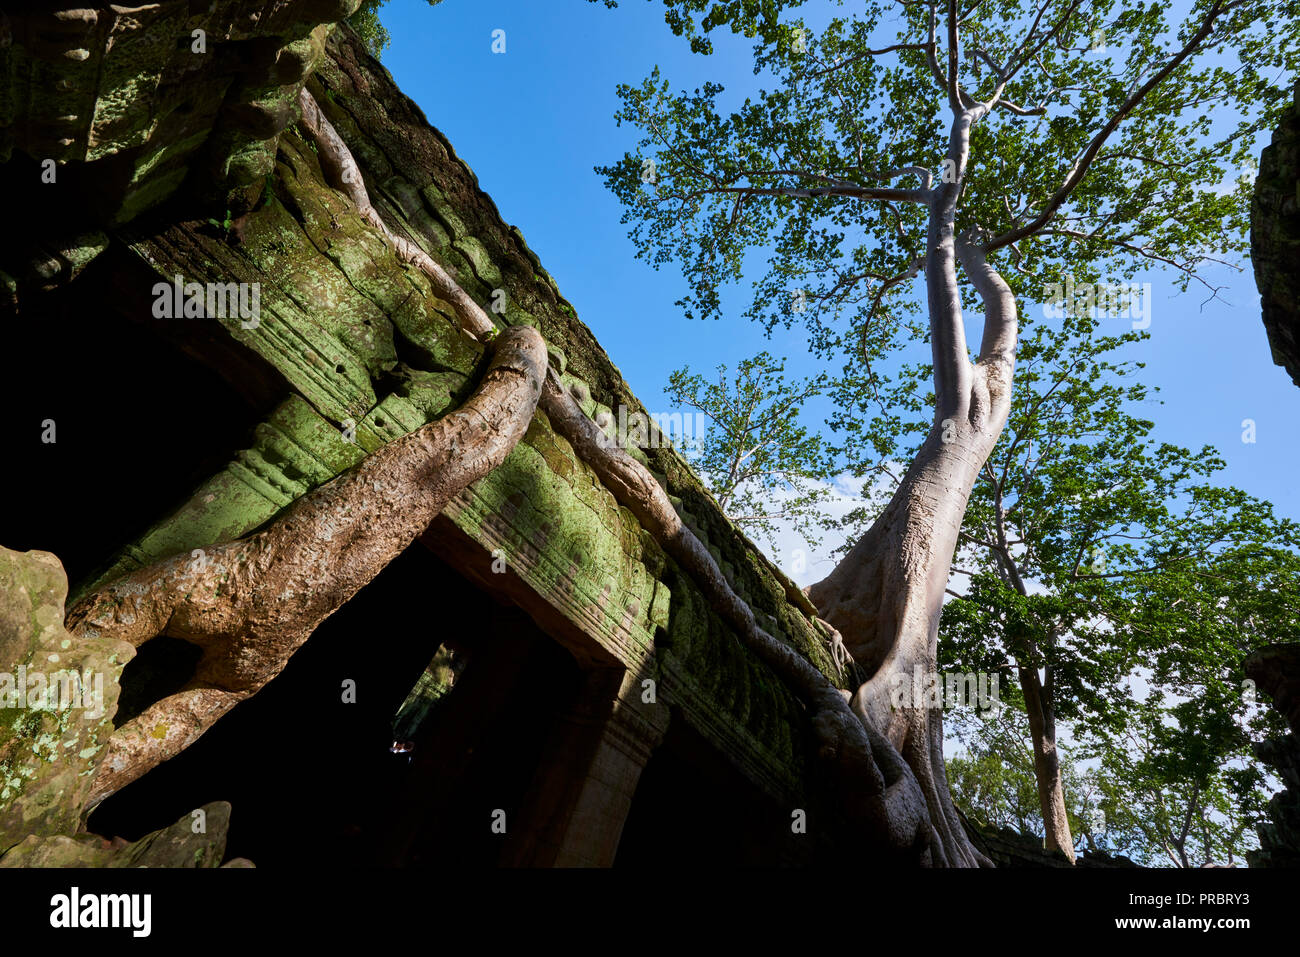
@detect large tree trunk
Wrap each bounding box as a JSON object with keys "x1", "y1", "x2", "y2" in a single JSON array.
[
  {"x1": 810, "y1": 401, "x2": 1003, "y2": 868},
  {"x1": 809, "y1": 109, "x2": 1019, "y2": 863}
]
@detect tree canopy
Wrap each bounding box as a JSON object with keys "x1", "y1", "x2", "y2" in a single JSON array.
[
  {"x1": 665, "y1": 351, "x2": 834, "y2": 552},
  {"x1": 598, "y1": 0, "x2": 1295, "y2": 386}
]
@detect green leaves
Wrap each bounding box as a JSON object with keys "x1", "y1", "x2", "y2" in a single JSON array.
[
  {"x1": 665, "y1": 351, "x2": 834, "y2": 551},
  {"x1": 950, "y1": 698, "x2": 1266, "y2": 865},
  {"x1": 935, "y1": 308, "x2": 1299, "y2": 862},
  {"x1": 349, "y1": 1, "x2": 393, "y2": 58},
  {"x1": 599, "y1": 0, "x2": 1298, "y2": 358},
  {"x1": 596, "y1": 0, "x2": 1300, "y2": 863}
]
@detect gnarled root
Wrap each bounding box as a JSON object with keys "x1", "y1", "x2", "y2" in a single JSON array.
[
  {"x1": 68, "y1": 325, "x2": 548, "y2": 805},
  {"x1": 296, "y1": 87, "x2": 496, "y2": 340},
  {"x1": 539, "y1": 372, "x2": 945, "y2": 861}
]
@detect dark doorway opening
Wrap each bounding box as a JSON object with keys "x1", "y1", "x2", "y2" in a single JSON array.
[
  {"x1": 0, "y1": 248, "x2": 279, "y2": 590},
  {"x1": 88, "y1": 542, "x2": 584, "y2": 868},
  {"x1": 615, "y1": 718, "x2": 813, "y2": 867}
]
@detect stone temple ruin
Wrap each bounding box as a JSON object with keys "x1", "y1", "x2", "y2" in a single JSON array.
[
  {"x1": 1248, "y1": 81, "x2": 1300, "y2": 869},
  {"x1": 0, "y1": 2, "x2": 855, "y2": 868}
]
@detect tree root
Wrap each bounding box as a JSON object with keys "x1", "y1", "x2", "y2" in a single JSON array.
[
  {"x1": 295, "y1": 89, "x2": 950, "y2": 864},
  {"x1": 541, "y1": 366, "x2": 947, "y2": 862},
  {"x1": 814, "y1": 616, "x2": 860, "y2": 684},
  {"x1": 67, "y1": 325, "x2": 547, "y2": 805},
  {"x1": 296, "y1": 88, "x2": 496, "y2": 340}
]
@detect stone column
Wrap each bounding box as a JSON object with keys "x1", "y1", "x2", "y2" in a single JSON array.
[
  {"x1": 503, "y1": 665, "x2": 669, "y2": 867},
  {"x1": 1245, "y1": 644, "x2": 1300, "y2": 867}
]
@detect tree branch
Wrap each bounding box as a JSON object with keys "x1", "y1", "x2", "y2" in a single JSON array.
[{"x1": 986, "y1": 0, "x2": 1235, "y2": 253}]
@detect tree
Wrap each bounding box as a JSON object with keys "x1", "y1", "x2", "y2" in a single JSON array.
[
  {"x1": 946, "y1": 703, "x2": 1103, "y2": 849},
  {"x1": 598, "y1": 0, "x2": 1299, "y2": 864},
  {"x1": 664, "y1": 351, "x2": 834, "y2": 552},
  {"x1": 1095, "y1": 692, "x2": 1270, "y2": 866},
  {"x1": 932, "y1": 308, "x2": 1300, "y2": 860},
  {"x1": 949, "y1": 681, "x2": 1278, "y2": 866}
]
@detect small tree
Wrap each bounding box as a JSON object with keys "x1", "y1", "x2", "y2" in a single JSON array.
[
  {"x1": 1096, "y1": 691, "x2": 1269, "y2": 866},
  {"x1": 665, "y1": 352, "x2": 834, "y2": 553},
  {"x1": 932, "y1": 309, "x2": 1300, "y2": 860},
  {"x1": 946, "y1": 704, "x2": 1099, "y2": 846},
  {"x1": 948, "y1": 691, "x2": 1273, "y2": 865}
]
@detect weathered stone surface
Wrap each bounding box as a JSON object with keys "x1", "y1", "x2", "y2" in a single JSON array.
[
  {"x1": 0, "y1": 801, "x2": 234, "y2": 867},
  {"x1": 1245, "y1": 643, "x2": 1300, "y2": 867},
  {"x1": 0, "y1": 2, "x2": 361, "y2": 225},
  {"x1": 1246, "y1": 643, "x2": 1300, "y2": 735},
  {"x1": 1252, "y1": 82, "x2": 1300, "y2": 388},
  {"x1": 55, "y1": 24, "x2": 841, "y2": 810},
  {"x1": 498, "y1": 668, "x2": 669, "y2": 867},
  {"x1": 1, "y1": 15, "x2": 856, "y2": 863},
  {"x1": 0, "y1": 553, "x2": 242, "y2": 865},
  {"x1": 964, "y1": 820, "x2": 1139, "y2": 868},
  {"x1": 308, "y1": 27, "x2": 840, "y2": 682},
  {"x1": 0, "y1": 546, "x2": 131, "y2": 850}
]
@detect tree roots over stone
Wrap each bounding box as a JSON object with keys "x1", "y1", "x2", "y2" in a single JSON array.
[
  {"x1": 70, "y1": 86, "x2": 983, "y2": 866},
  {"x1": 295, "y1": 89, "x2": 958, "y2": 865},
  {"x1": 67, "y1": 325, "x2": 547, "y2": 806}
]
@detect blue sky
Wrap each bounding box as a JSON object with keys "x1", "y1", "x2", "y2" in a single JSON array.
[{"x1": 375, "y1": 0, "x2": 1299, "y2": 561}]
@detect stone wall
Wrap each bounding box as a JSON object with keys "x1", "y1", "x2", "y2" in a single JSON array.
[
  {"x1": 964, "y1": 819, "x2": 1139, "y2": 868},
  {"x1": 1252, "y1": 82, "x2": 1300, "y2": 388},
  {"x1": 1245, "y1": 644, "x2": 1300, "y2": 868},
  {"x1": 0, "y1": 14, "x2": 848, "y2": 861},
  {"x1": 0, "y1": 2, "x2": 360, "y2": 225}
]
